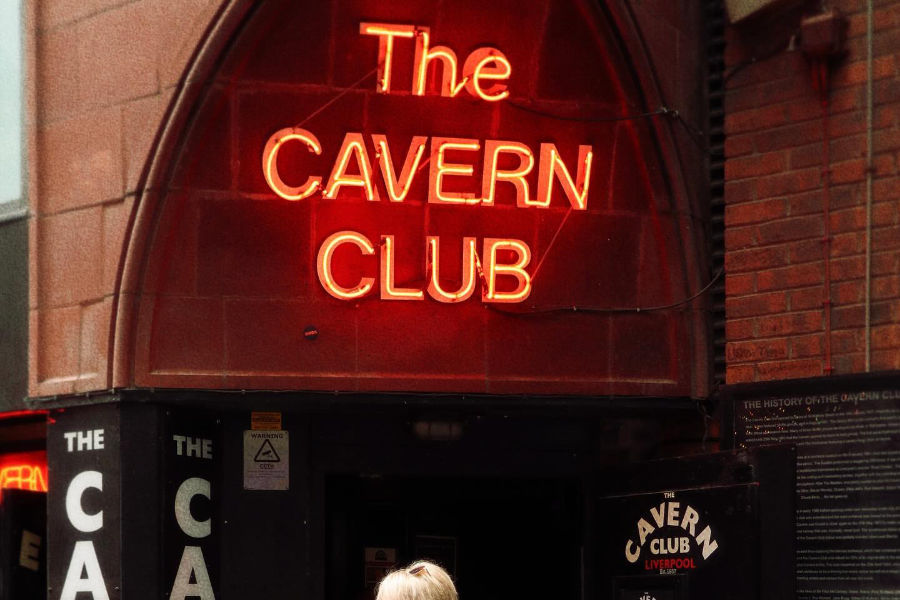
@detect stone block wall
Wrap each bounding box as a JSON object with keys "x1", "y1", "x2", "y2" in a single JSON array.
[{"x1": 28, "y1": 0, "x2": 219, "y2": 396}]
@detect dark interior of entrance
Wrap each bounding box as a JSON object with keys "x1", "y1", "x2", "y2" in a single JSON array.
[{"x1": 326, "y1": 474, "x2": 582, "y2": 600}]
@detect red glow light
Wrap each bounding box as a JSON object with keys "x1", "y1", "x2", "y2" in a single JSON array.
[{"x1": 0, "y1": 451, "x2": 48, "y2": 501}]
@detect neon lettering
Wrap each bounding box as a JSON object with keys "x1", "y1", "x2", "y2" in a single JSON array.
[
  {"x1": 380, "y1": 235, "x2": 424, "y2": 300},
  {"x1": 314, "y1": 233, "x2": 532, "y2": 304},
  {"x1": 481, "y1": 140, "x2": 534, "y2": 207},
  {"x1": 483, "y1": 238, "x2": 532, "y2": 303},
  {"x1": 535, "y1": 143, "x2": 593, "y2": 210},
  {"x1": 262, "y1": 127, "x2": 323, "y2": 201},
  {"x1": 261, "y1": 131, "x2": 595, "y2": 210},
  {"x1": 374, "y1": 134, "x2": 426, "y2": 202},
  {"x1": 463, "y1": 48, "x2": 511, "y2": 101},
  {"x1": 0, "y1": 465, "x2": 47, "y2": 494},
  {"x1": 426, "y1": 237, "x2": 477, "y2": 303},
  {"x1": 260, "y1": 23, "x2": 603, "y2": 306},
  {"x1": 429, "y1": 137, "x2": 481, "y2": 205},
  {"x1": 414, "y1": 31, "x2": 466, "y2": 97},
  {"x1": 359, "y1": 23, "x2": 417, "y2": 94},
  {"x1": 362, "y1": 22, "x2": 510, "y2": 101},
  {"x1": 323, "y1": 132, "x2": 379, "y2": 201},
  {"x1": 317, "y1": 231, "x2": 376, "y2": 300}
]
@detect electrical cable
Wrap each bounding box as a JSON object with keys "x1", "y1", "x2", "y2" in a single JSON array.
[
  {"x1": 295, "y1": 68, "x2": 378, "y2": 128},
  {"x1": 488, "y1": 268, "x2": 723, "y2": 316},
  {"x1": 507, "y1": 100, "x2": 708, "y2": 152},
  {"x1": 505, "y1": 100, "x2": 669, "y2": 123}
]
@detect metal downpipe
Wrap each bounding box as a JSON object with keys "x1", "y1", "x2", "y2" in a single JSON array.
[{"x1": 865, "y1": 0, "x2": 874, "y2": 371}]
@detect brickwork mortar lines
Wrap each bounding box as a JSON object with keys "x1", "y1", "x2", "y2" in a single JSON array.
[{"x1": 724, "y1": 0, "x2": 900, "y2": 383}]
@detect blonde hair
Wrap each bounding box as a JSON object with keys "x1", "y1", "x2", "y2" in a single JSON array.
[{"x1": 375, "y1": 561, "x2": 458, "y2": 600}]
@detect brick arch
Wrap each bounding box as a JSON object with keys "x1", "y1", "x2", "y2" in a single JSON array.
[
  {"x1": 111, "y1": 0, "x2": 255, "y2": 388},
  {"x1": 113, "y1": 0, "x2": 710, "y2": 396}
]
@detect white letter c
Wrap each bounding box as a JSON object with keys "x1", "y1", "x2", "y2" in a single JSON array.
[
  {"x1": 65, "y1": 471, "x2": 103, "y2": 533},
  {"x1": 175, "y1": 477, "x2": 211, "y2": 539}
]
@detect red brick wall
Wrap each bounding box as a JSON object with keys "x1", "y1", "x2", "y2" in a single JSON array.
[{"x1": 724, "y1": 1, "x2": 900, "y2": 383}]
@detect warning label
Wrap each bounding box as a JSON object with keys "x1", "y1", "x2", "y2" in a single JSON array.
[
  {"x1": 254, "y1": 439, "x2": 280, "y2": 462},
  {"x1": 251, "y1": 411, "x2": 282, "y2": 430},
  {"x1": 243, "y1": 430, "x2": 289, "y2": 490}
]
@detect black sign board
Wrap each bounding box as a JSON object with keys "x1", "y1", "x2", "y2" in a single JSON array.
[
  {"x1": 0, "y1": 489, "x2": 46, "y2": 599},
  {"x1": 725, "y1": 372, "x2": 900, "y2": 600},
  {"x1": 596, "y1": 485, "x2": 759, "y2": 600},
  {"x1": 47, "y1": 404, "x2": 121, "y2": 600},
  {"x1": 163, "y1": 410, "x2": 220, "y2": 600}
]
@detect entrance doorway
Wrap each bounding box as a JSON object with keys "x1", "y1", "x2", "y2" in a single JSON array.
[{"x1": 326, "y1": 475, "x2": 582, "y2": 600}]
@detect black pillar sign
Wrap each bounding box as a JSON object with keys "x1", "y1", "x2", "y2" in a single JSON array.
[
  {"x1": 47, "y1": 404, "x2": 122, "y2": 600},
  {"x1": 164, "y1": 410, "x2": 220, "y2": 600}
]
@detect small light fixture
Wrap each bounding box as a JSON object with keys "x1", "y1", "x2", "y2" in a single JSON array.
[{"x1": 412, "y1": 420, "x2": 463, "y2": 441}]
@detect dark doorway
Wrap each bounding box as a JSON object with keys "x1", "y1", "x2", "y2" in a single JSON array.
[{"x1": 326, "y1": 474, "x2": 582, "y2": 600}]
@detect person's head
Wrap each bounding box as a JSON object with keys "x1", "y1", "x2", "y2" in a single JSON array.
[{"x1": 375, "y1": 561, "x2": 458, "y2": 600}]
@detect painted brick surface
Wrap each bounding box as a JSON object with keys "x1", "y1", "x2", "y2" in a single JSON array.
[{"x1": 724, "y1": 0, "x2": 900, "y2": 383}]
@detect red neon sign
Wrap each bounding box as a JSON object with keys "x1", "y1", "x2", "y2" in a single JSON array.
[
  {"x1": 261, "y1": 22, "x2": 595, "y2": 304},
  {"x1": 358, "y1": 22, "x2": 511, "y2": 99},
  {"x1": 0, "y1": 451, "x2": 48, "y2": 501},
  {"x1": 132, "y1": 0, "x2": 698, "y2": 396}
]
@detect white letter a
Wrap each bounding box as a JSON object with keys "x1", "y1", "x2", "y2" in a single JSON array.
[
  {"x1": 61, "y1": 541, "x2": 110, "y2": 600},
  {"x1": 170, "y1": 546, "x2": 215, "y2": 599}
]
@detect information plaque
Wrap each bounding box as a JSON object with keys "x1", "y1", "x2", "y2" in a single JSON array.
[{"x1": 726, "y1": 373, "x2": 900, "y2": 600}]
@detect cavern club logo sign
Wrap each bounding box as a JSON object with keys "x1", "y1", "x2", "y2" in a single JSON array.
[
  {"x1": 261, "y1": 22, "x2": 593, "y2": 304},
  {"x1": 624, "y1": 493, "x2": 719, "y2": 571}
]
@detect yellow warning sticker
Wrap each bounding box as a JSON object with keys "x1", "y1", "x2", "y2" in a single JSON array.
[{"x1": 251, "y1": 411, "x2": 282, "y2": 430}]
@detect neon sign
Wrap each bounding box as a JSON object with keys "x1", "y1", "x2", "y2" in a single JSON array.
[
  {"x1": 0, "y1": 465, "x2": 47, "y2": 492},
  {"x1": 0, "y1": 451, "x2": 48, "y2": 501},
  {"x1": 358, "y1": 23, "x2": 512, "y2": 99},
  {"x1": 261, "y1": 22, "x2": 596, "y2": 304}
]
